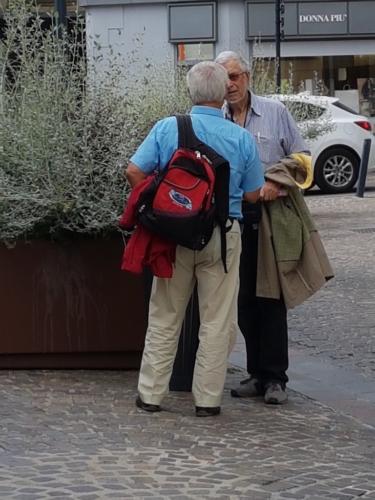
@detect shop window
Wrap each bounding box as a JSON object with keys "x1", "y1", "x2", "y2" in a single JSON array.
[
  {"x1": 276, "y1": 55, "x2": 375, "y2": 116},
  {"x1": 177, "y1": 43, "x2": 214, "y2": 65}
]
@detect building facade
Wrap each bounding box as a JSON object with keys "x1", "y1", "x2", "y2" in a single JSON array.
[{"x1": 79, "y1": 0, "x2": 375, "y2": 116}]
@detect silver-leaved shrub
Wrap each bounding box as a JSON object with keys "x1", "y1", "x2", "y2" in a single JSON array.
[
  {"x1": 0, "y1": 0, "x2": 189, "y2": 242},
  {"x1": 0, "y1": 2, "x2": 330, "y2": 243}
]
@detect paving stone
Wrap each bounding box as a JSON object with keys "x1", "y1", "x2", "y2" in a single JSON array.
[
  {"x1": 288, "y1": 181, "x2": 375, "y2": 383},
  {"x1": 341, "y1": 487, "x2": 370, "y2": 495},
  {"x1": 2, "y1": 177, "x2": 375, "y2": 499},
  {"x1": 77, "y1": 496, "x2": 101, "y2": 500}
]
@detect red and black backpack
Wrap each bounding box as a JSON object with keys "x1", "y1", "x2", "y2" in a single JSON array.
[{"x1": 135, "y1": 114, "x2": 230, "y2": 271}]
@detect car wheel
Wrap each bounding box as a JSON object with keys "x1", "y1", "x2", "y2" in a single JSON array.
[{"x1": 315, "y1": 148, "x2": 359, "y2": 194}]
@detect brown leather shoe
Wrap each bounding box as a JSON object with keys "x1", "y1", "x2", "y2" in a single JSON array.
[
  {"x1": 135, "y1": 396, "x2": 161, "y2": 413},
  {"x1": 195, "y1": 406, "x2": 221, "y2": 417}
]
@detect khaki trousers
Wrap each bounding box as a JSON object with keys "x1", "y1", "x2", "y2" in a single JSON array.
[{"x1": 138, "y1": 221, "x2": 241, "y2": 407}]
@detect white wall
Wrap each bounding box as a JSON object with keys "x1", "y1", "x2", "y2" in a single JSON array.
[
  {"x1": 84, "y1": 0, "x2": 375, "y2": 74},
  {"x1": 85, "y1": 3, "x2": 174, "y2": 84},
  {"x1": 84, "y1": 0, "x2": 252, "y2": 83},
  {"x1": 216, "y1": 1, "x2": 249, "y2": 60}
]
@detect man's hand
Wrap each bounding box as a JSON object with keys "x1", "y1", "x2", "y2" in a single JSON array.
[
  {"x1": 243, "y1": 188, "x2": 261, "y2": 204},
  {"x1": 259, "y1": 180, "x2": 280, "y2": 201}
]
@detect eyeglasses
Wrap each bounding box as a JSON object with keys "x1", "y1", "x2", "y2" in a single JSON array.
[{"x1": 228, "y1": 71, "x2": 247, "y2": 82}]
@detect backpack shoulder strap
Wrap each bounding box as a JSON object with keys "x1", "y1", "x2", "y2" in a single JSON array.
[
  {"x1": 176, "y1": 114, "x2": 201, "y2": 150},
  {"x1": 176, "y1": 114, "x2": 231, "y2": 273},
  {"x1": 176, "y1": 114, "x2": 229, "y2": 169}
]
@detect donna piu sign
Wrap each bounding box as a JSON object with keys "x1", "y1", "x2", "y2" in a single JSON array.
[{"x1": 246, "y1": 0, "x2": 375, "y2": 39}]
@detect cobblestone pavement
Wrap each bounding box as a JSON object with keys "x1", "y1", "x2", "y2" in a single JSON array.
[
  {"x1": 1, "y1": 369, "x2": 375, "y2": 500},
  {"x1": 2, "y1": 174, "x2": 375, "y2": 499},
  {"x1": 289, "y1": 172, "x2": 375, "y2": 380}
]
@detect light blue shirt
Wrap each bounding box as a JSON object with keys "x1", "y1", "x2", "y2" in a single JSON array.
[
  {"x1": 224, "y1": 92, "x2": 309, "y2": 170},
  {"x1": 130, "y1": 106, "x2": 264, "y2": 219}
]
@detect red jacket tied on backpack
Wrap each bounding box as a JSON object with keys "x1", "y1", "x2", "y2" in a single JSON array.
[{"x1": 119, "y1": 176, "x2": 176, "y2": 278}]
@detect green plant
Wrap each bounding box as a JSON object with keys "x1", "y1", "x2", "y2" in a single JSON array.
[{"x1": 0, "y1": 0, "x2": 190, "y2": 243}]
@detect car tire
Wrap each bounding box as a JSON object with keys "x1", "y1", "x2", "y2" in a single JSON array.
[
  {"x1": 304, "y1": 181, "x2": 315, "y2": 192},
  {"x1": 315, "y1": 148, "x2": 359, "y2": 194}
]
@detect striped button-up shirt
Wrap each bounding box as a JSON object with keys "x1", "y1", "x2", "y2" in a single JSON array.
[{"x1": 224, "y1": 92, "x2": 309, "y2": 171}]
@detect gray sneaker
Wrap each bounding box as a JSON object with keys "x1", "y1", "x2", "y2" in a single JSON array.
[
  {"x1": 231, "y1": 377, "x2": 263, "y2": 398},
  {"x1": 264, "y1": 382, "x2": 288, "y2": 405}
]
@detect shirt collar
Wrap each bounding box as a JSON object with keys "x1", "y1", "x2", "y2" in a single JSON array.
[
  {"x1": 190, "y1": 105, "x2": 224, "y2": 118},
  {"x1": 223, "y1": 91, "x2": 262, "y2": 119},
  {"x1": 249, "y1": 92, "x2": 262, "y2": 117}
]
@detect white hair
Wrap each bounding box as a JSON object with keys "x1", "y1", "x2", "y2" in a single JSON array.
[
  {"x1": 186, "y1": 61, "x2": 229, "y2": 105},
  {"x1": 215, "y1": 51, "x2": 250, "y2": 73}
]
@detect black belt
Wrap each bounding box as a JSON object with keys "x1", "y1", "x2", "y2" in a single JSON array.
[{"x1": 241, "y1": 201, "x2": 262, "y2": 226}]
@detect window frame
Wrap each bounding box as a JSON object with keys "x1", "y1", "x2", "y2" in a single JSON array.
[{"x1": 168, "y1": 2, "x2": 217, "y2": 43}]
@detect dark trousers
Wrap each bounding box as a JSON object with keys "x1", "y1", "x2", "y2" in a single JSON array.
[{"x1": 238, "y1": 222, "x2": 289, "y2": 386}]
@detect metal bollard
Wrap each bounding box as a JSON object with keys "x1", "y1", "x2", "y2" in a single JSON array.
[
  {"x1": 169, "y1": 287, "x2": 199, "y2": 391},
  {"x1": 143, "y1": 270, "x2": 199, "y2": 392},
  {"x1": 356, "y1": 138, "x2": 372, "y2": 198}
]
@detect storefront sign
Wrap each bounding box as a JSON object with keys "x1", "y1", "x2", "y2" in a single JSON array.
[
  {"x1": 299, "y1": 14, "x2": 347, "y2": 23},
  {"x1": 246, "y1": 0, "x2": 375, "y2": 39},
  {"x1": 299, "y1": 2, "x2": 348, "y2": 35}
]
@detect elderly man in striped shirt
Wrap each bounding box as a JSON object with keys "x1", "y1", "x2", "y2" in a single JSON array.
[{"x1": 216, "y1": 51, "x2": 310, "y2": 405}]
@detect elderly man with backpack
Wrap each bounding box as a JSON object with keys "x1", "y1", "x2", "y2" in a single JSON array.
[{"x1": 125, "y1": 61, "x2": 264, "y2": 417}]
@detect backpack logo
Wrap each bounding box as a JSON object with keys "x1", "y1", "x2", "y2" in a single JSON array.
[{"x1": 169, "y1": 189, "x2": 192, "y2": 211}]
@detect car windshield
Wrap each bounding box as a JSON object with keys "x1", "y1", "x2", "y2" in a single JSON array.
[
  {"x1": 332, "y1": 101, "x2": 360, "y2": 115},
  {"x1": 280, "y1": 100, "x2": 325, "y2": 122}
]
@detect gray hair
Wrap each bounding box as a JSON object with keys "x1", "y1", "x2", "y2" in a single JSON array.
[
  {"x1": 215, "y1": 51, "x2": 250, "y2": 73},
  {"x1": 186, "y1": 61, "x2": 229, "y2": 105}
]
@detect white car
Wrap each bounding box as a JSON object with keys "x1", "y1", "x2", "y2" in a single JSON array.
[{"x1": 272, "y1": 93, "x2": 375, "y2": 194}]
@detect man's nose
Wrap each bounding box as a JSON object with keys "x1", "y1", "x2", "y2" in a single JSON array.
[{"x1": 227, "y1": 79, "x2": 235, "y2": 90}]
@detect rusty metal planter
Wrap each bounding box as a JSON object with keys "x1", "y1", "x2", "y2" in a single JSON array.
[{"x1": 0, "y1": 236, "x2": 146, "y2": 369}]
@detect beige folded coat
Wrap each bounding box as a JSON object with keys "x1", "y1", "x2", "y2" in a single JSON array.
[{"x1": 256, "y1": 158, "x2": 334, "y2": 309}]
